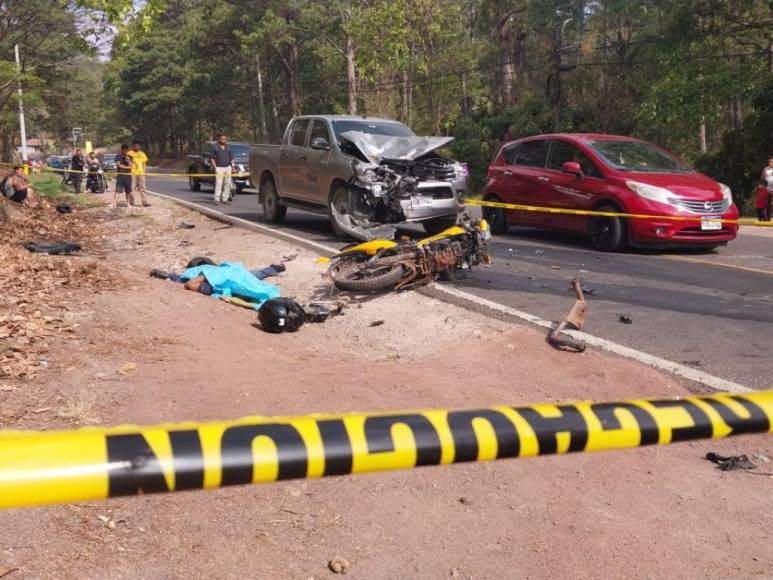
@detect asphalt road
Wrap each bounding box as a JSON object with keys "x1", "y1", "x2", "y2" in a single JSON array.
[{"x1": 146, "y1": 173, "x2": 773, "y2": 390}]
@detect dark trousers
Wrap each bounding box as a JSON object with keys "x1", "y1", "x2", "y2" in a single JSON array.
[
  {"x1": 758, "y1": 208, "x2": 770, "y2": 222},
  {"x1": 71, "y1": 173, "x2": 83, "y2": 193}
]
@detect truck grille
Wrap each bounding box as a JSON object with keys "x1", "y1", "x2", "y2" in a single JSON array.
[
  {"x1": 418, "y1": 186, "x2": 455, "y2": 200},
  {"x1": 668, "y1": 198, "x2": 729, "y2": 214}
]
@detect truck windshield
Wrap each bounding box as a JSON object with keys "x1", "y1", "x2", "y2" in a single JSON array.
[
  {"x1": 331, "y1": 120, "x2": 414, "y2": 141},
  {"x1": 587, "y1": 140, "x2": 692, "y2": 173}
]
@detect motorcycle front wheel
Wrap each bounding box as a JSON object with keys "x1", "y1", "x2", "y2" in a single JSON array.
[{"x1": 333, "y1": 263, "x2": 404, "y2": 293}]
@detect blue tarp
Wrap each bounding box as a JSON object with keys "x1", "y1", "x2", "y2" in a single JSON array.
[{"x1": 180, "y1": 261, "x2": 280, "y2": 309}]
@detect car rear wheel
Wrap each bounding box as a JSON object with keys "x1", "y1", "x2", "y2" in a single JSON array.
[
  {"x1": 482, "y1": 196, "x2": 508, "y2": 235},
  {"x1": 262, "y1": 179, "x2": 286, "y2": 223},
  {"x1": 188, "y1": 176, "x2": 200, "y2": 192},
  {"x1": 422, "y1": 216, "x2": 458, "y2": 236},
  {"x1": 589, "y1": 204, "x2": 627, "y2": 252}
]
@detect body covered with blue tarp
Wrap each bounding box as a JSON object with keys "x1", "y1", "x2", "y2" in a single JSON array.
[{"x1": 180, "y1": 261, "x2": 280, "y2": 308}]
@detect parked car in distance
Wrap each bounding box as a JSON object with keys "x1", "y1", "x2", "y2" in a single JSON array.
[
  {"x1": 482, "y1": 134, "x2": 738, "y2": 251},
  {"x1": 46, "y1": 155, "x2": 65, "y2": 170},
  {"x1": 103, "y1": 153, "x2": 118, "y2": 172},
  {"x1": 250, "y1": 115, "x2": 468, "y2": 239},
  {"x1": 187, "y1": 141, "x2": 251, "y2": 194}
]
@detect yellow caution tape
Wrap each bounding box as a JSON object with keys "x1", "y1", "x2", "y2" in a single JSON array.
[
  {"x1": 467, "y1": 198, "x2": 773, "y2": 228},
  {"x1": 0, "y1": 390, "x2": 770, "y2": 509},
  {"x1": 0, "y1": 163, "x2": 249, "y2": 179}
]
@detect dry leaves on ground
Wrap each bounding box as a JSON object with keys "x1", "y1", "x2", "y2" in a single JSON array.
[{"x1": 0, "y1": 202, "x2": 122, "y2": 380}]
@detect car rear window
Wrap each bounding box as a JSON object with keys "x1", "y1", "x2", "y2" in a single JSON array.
[
  {"x1": 588, "y1": 140, "x2": 692, "y2": 173},
  {"x1": 515, "y1": 140, "x2": 547, "y2": 168},
  {"x1": 502, "y1": 144, "x2": 519, "y2": 165},
  {"x1": 230, "y1": 144, "x2": 250, "y2": 156}
]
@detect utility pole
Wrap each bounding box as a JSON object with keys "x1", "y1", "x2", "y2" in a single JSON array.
[{"x1": 14, "y1": 44, "x2": 28, "y2": 164}]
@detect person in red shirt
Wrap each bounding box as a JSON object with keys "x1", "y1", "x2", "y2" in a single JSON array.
[{"x1": 755, "y1": 180, "x2": 771, "y2": 221}]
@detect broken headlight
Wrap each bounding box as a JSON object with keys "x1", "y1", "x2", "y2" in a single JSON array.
[{"x1": 355, "y1": 164, "x2": 380, "y2": 183}]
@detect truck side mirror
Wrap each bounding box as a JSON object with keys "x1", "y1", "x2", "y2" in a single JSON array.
[
  {"x1": 561, "y1": 161, "x2": 583, "y2": 180},
  {"x1": 310, "y1": 137, "x2": 331, "y2": 151}
]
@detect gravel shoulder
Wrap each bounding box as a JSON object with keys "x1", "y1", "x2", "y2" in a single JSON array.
[{"x1": 1, "y1": 195, "x2": 771, "y2": 579}]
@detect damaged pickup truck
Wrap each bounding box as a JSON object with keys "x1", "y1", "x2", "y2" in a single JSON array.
[{"x1": 250, "y1": 115, "x2": 468, "y2": 239}]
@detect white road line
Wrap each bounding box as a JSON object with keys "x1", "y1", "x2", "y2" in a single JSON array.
[
  {"x1": 432, "y1": 285, "x2": 752, "y2": 394},
  {"x1": 148, "y1": 189, "x2": 753, "y2": 394}
]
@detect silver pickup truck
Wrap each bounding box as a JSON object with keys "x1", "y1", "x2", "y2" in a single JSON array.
[{"x1": 250, "y1": 115, "x2": 468, "y2": 239}]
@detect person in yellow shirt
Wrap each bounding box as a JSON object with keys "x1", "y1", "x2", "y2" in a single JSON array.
[{"x1": 127, "y1": 140, "x2": 151, "y2": 207}]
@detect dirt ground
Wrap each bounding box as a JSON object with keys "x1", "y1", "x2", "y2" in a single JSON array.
[{"x1": 1, "y1": 195, "x2": 772, "y2": 579}]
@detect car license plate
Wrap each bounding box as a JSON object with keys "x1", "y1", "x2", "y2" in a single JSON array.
[
  {"x1": 412, "y1": 195, "x2": 433, "y2": 208},
  {"x1": 701, "y1": 216, "x2": 722, "y2": 231}
]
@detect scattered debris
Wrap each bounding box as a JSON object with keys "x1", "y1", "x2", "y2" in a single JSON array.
[
  {"x1": 0, "y1": 567, "x2": 19, "y2": 578},
  {"x1": 176, "y1": 221, "x2": 196, "y2": 229},
  {"x1": 706, "y1": 452, "x2": 757, "y2": 471},
  {"x1": 97, "y1": 514, "x2": 116, "y2": 530},
  {"x1": 56, "y1": 204, "x2": 72, "y2": 214},
  {"x1": 547, "y1": 278, "x2": 587, "y2": 353},
  {"x1": 550, "y1": 265, "x2": 561, "y2": 270},
  {"x1": 754, "y1": 453, "x2": 771, "y2": 464},
  {"x1": 328, "y1": 558, "x2": 351, "y2": 574},
  {"x1": 281, "y1": 253, "x2": 298, "y2": 262},
  {"x1": 369, "y1": 320, "x2": 385, "y2": 327},
  {"x1": 458, "y1": 497, "x2": 473, "y2": 506},
  {"x1": 26, "y1": 241, "x2": 81, "y2": 255},
  {"x1": 118, "y1": 362, "x2": 137, "y2": 375},
  {"x1": 618, "y1": 315, "x2": 633, "y2": 325}
]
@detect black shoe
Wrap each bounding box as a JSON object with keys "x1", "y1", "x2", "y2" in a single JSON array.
[{"x1": 149, "y1": 269, "x2": 171, "y2": 280}]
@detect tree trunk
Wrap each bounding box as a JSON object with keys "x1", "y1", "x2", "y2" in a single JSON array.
[
  {"x1": 345, "y1": 32, "x2": 357, "y2": 115},
  {"x1": 497, "y1": 22, "x2": 513, "y2": 109},
  {"x1": 699, "y1": 116, "x2": 707, "y2": 153},
  {"x1": 255, "y1": 53, "x2": 268, "y2": 141},
  {"x1": 287, "y1": 44, "x2": 302, "y2": 116}
]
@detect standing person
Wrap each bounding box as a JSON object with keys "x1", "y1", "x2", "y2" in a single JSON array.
[
  {"x1": 762, "y1": 157, "x2": 773, "y2": 220},
  {"x1": 128, "y1": 141, "x2": 151, "y2": 207},
  {"x1": 755, "y1": 180, "x2": 771, "y2": 221},
  {"x1": 111, "y1": 144, "x2": 135, "y2": 208},
  {"x1": 70, "y1": 148, "x2": 85, "y2": 193},
  {"x1": 210, "y1": 134, "x2": 233, "y2": 205}
]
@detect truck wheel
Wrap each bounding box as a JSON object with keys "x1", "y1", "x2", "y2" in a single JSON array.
[
  {"x1": 589, "y1": 204, "x2": 627, "y2": 252},
  {"x1": 262, "y1": 179, "x2": 286, "y2": 223},
  {"x1": 329, "y1": 186, "x2": 352, "y2": 238},
  {"x1": 422, "y1": 216, "x2": 458, "y2": 235},
  {"x1": 188, "y1": 176, "x2": 201, "y2": 192}
]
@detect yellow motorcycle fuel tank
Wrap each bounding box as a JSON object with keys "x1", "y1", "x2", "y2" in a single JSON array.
[{"x1": 337, "y1": 239, "x2": 398, "y2": 257}]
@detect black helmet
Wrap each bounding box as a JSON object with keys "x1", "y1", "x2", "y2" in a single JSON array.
[{"x1": 258, "y1": 298, "x2": 306, "y2": 333}]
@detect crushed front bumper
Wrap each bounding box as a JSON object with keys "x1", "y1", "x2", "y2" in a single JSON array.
[{"x1": 400, "y1": 181, "x2": 465, "y2": 222}]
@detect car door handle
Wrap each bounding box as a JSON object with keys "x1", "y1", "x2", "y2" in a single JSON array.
[
  {"x1": 503, "y1": 170, "x2": 513, "y2": 176},
  {"x1": 537, "y1": 176, "x2": 550, "y2": 183}
]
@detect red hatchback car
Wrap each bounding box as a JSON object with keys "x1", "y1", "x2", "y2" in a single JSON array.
[{"x1": 481, "y1": 134, "x2": 738, "y2": 251}]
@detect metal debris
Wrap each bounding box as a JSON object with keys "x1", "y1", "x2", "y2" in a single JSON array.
[{"x1": 547, "y1": 278, "x2": 587, "y2": 353}]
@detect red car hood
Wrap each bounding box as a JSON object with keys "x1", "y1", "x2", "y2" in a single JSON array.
[{"x1": 624, "y1": 171, "x2": 722, "y2": 201}]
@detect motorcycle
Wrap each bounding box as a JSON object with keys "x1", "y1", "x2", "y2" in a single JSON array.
[
  {"x1": 86, "y1": 166, "x2": 107, "y2": 194},
  {"x1": 327, "y1": 214, "x2": 492, "y2": 293}
]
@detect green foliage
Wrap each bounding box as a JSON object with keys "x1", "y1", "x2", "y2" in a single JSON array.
[{"x1": 696, "y1": 80, "x2": 773, "y2": 211}]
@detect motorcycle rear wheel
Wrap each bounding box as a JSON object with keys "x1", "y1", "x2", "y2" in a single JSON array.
[{"x1": 333, "y1": 263, "x2": 404, "y2": 293}]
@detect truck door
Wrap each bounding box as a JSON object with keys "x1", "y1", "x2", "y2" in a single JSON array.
[
  {"x1": 300, "y1": 119, "x2": 334, "y2": 203},
  {"x1": 279, "y1": 119, "x2": 311, "y2": 198}
]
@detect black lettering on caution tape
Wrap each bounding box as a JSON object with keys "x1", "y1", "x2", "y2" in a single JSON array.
[{"x1": 94, "y1": 393, "x2": 773, "y2": 503}]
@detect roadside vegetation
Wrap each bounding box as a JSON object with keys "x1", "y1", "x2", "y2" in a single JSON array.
[{"x1": 2, "y1": 1, "x2": 771, "y2": 207}]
